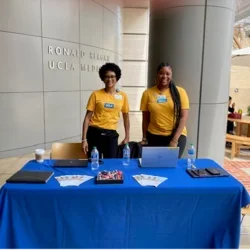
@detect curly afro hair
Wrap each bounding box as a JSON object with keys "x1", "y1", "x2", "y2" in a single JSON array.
[{"x1": 99, "y1": 63, "x2": 121, "y2": 81}]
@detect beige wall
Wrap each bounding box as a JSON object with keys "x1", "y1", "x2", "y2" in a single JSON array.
[
  {"x1": 230, "y1": 65, "x2": 250, "y2": 114},
  {"x1": 117, "y1": 4, "x2": 149, "y2": 142},
  {"x1": 0, "y1": 0, "x2": 123, "y2": 158}
]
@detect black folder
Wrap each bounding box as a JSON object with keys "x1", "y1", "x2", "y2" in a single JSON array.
[
  {"x1": 6, "y1": 171, "x2": 54, "y2": 184},
  {"x1": 186, "y1": 168, "x2": 229, "y2": 178}
]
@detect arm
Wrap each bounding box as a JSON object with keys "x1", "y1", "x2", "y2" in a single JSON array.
[
  {"x1": 120, "y1": 113, "x2": 130, "y2": 144},
  {"x1": 82, "y1": 110, "x2": 93, "y2": 141},
  {"x1": 142, "y1": 111, "x2": 150, "y2": 141},
  {"x1": 140, "y1": 90, "x2": 149, "y2": 143},
  {"x1": 81, "y1": 92, "x2": 96, "y2": 154},
  {"x1": 120, "y1": 93, "x2": 130, "y2": 144},
  {"x1": 81, "y1": 110, "x2": 93, "y2": 154},
  {"x1": 171, "y1": 109, "x2": 189, "y2": 143}
]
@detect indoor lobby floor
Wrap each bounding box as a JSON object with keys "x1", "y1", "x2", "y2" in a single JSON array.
[{"x1": 0, "y1": 150, "x2": 249, "y2": 248}]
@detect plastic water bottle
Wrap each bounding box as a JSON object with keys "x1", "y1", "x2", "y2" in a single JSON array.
[
  {"x1": 123, "y1": 143, "x2": 130, "y2": 166},
  {"x1": 91, "y1": 146, "x2": 99, "y2": 170},
  {"x1": 187, "y1": 144, "x2": 196, "y2": 169}
]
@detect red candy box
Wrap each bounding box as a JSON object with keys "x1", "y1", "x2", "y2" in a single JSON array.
[{"x1": 96, "y1": 170, "x2": 124, "y2": 184}]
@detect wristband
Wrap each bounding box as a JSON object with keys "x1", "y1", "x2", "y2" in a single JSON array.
[{"x1": 171, "y1": 138, "x2": 178, "y2": 143}]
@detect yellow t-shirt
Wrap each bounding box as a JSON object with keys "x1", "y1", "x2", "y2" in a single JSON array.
[
  {"x1": 140, "y1": 85, "x2": 189, "y2": 136},
  {"x1": 86, "y1": 89, "x2": 130, "y2": 130}
]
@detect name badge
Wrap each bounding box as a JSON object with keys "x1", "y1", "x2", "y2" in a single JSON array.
[
  {"x1": 114, "y1": 94, "x2": 122, "y2": 100},
  {"x1": 157, "y1": 95, "x2": 167, "y2": 103},
  {"x1": 104, "y1": 103, "x2": 114, "y2": 108}
]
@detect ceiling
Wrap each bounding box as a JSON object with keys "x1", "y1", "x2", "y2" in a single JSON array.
[
  {"x1": 122, "y1": 0, "x2": 250, "y2": 28},
  {"x1": 235, "y1": 0, "x2": 250, "y2": 22},
  {"x1": 235, "y1": 0, "x2": 250, "y2": 37}
]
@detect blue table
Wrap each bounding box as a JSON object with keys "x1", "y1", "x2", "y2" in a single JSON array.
[{"x1": 0, "y1": 159, "x2": 249, "y2": 248}]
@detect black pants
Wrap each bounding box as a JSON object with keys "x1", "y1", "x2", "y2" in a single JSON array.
[
  {"x1": 227, "y1": 121, "x2": 234, "y2": 134},
  {"x1": 87, "y1": 126, "x2": 119, "y2": 159},
  {"x1": 146, "y1": 131, "x2": 187, "y2": 158}
]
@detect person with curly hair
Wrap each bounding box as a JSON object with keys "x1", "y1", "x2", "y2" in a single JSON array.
[
  {"x1": 140, "y1": 62, "x2": 189, "y2": 158},
  {"x1": 82, "y1": 63, "x2": 130, "y2": 158}
]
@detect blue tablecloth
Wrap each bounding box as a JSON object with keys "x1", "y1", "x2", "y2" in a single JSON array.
[{"x1": 0, "y1": 158, "x2": 249, "y2": 249}]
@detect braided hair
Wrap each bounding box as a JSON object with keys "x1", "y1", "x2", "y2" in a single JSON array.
[{"x1": 156, "y1": 62, "x2": 181, "y2": 139}]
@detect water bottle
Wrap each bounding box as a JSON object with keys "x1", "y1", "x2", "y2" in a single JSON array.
[
  {"x1": 91, "y1": 146, "x2": 99, "y2": 170},
  {"x1": 123, "y1": 143, "x2": 130, "y2": 166},
  {"x1": 187, "y1": 144, "x2": 196, "y2": 169}
]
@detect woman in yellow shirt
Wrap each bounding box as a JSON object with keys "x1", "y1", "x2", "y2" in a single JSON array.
[
  {"x1": 140, "y1": 62, "x2": 189, "y2": 158},
  {"x1": 82, "y1": 63, "x2": 130, "y2": 158}
]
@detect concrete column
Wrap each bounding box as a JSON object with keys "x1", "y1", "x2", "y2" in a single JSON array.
[
  {"x1": 118, "y1": 3, "x2": 149, "y2": 142},
  {"x1": 148, "y1": 0, "x2": 236, "y2": 165}
]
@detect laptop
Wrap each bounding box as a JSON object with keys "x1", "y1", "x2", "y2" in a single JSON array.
[
  {"x1": 53, "y1": 159, "x2": 88, "y2": 168},
  {"x1": 139, "y1": 147, "x2": 179, "y2": 168},
  {"x1": 6, "y1": 171, "x2": 54, "y2": 184}
]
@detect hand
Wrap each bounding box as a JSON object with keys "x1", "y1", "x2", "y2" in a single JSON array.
[
  {"x1": 82, "y1": 141, "x2": 88, "y2": 154},
  {"x1": 169, "y1": 140, "x2": 178, "y2": 147},
  {"x1": 232, "y1": 103, "x2": 235, "y2": 108},
  {"x1": 120, "y1": 137, "x2": 129, "y2": 145},
  {"x1": 140, "y1": 139, "x2": 148, "y2": 145}
]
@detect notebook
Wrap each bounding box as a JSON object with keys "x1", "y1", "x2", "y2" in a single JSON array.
[
  {"x1": 6, "y1": 171, "x2": 54, "y2": 184},
  {"x1": 53, "y1": 159, "x2": 88, "y2": 168}
]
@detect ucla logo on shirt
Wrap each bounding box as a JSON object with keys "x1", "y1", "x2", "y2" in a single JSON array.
[
  {"x1": 157, "y1": 95, "x2": 167, "y2": 103},
  {"x1": 104, "y1": 103, "x2": 114, "y2": 108}
]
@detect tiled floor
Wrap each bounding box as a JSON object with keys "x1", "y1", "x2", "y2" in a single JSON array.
[
  {"x1": 224, "y1": 160, "x2": 250, "y2": 193},
  {"x1": 0, "y1": 149, "x2": 250, "y2": 248},
  {"x1": 223, "y1": 156, "x2": 250, "y2": 248},
  {"x1": 224, "y1": 148, "x2": 250, "y2": 248}
]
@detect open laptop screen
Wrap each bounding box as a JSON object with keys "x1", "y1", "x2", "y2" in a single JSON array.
[{"x1": 140, "y1": 147, "x2": 179, "y2": 168}]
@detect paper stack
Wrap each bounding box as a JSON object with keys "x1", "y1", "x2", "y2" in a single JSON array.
[
  {"x1": 133, "y1": 174, "x2": 167, "y2": 187},
  {"x1": 55, "y1": 175, "x2": 94, "y2": 187}
]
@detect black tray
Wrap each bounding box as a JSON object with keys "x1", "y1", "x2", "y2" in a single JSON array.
[
  {"x1": 186, "y1": 168, "x2": 229, "y2": 178},
  {"x1": 95, "y1": 178, "x2": 123, "y2": 184}
]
